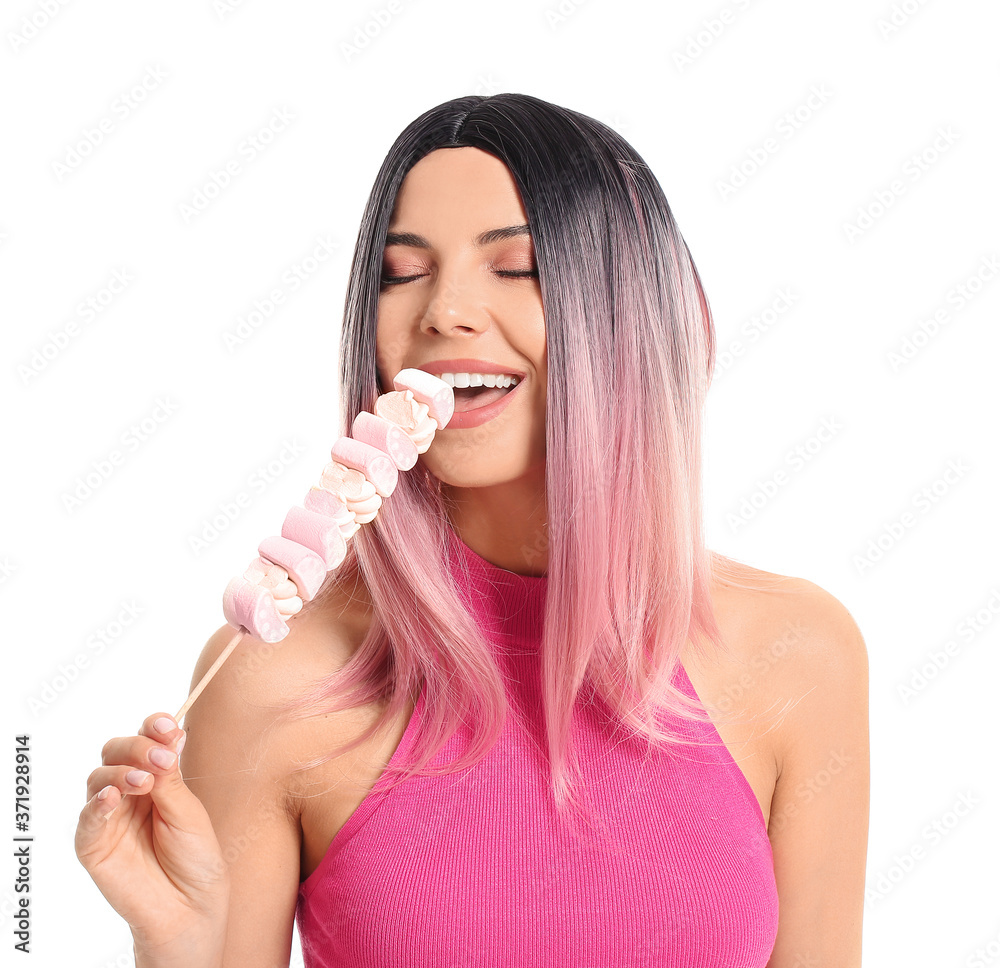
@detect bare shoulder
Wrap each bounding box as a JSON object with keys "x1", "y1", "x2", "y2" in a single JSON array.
[
  {"x1": 187, "y1": 590, "x2": 364, "y2": 709},
  {"x1": 182, "y1": 583, "x2": 380, "y2": 805},
  {"x1": 706, "y1": 556, "x2": 869, "y2": 776},
  {"x1": 711, "y1": 557, "x2": 867, "y2": 650}
]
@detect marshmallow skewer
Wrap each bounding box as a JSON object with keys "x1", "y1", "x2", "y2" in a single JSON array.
[
  {"x1": 172, "y1": 369, "x2": 455, "y2": 725},
  {"x1": 174, "y1": 625, "x2": 246, "y2": 722}
]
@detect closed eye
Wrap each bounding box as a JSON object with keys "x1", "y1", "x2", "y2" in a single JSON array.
[
  {"x1": 380, "y1": 273, "x2": 423, "y2": 286},
  {"x1": 380, "y1": 268, "x2": 539, "y2": 288}
]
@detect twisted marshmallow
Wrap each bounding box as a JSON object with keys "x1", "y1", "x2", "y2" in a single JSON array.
[{"x1": 222, "y1": 369, "x2": 454, "y2": 642}]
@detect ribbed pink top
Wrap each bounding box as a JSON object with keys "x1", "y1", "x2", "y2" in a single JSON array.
[{"x1": 296, "y1": 530, "x2": 779, "y2": 966}]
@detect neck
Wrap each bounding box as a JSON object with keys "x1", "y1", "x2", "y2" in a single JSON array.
[{"x1": 441, "y1": 467, "x2": 548, "y2": 577}]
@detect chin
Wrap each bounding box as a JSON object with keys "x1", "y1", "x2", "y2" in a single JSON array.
[{"x1": 425, "y1": 445, "x2": 543, "y2": 490}]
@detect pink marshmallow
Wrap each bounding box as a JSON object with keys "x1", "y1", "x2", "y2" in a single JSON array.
[
  {"x1": 258, "y1": 536, "x2": 328, "y2": 601},
  {"x1": 303, "y1": 487, "x2": 360, "y2": 540},
  {"x1": 281, "y1": 505, "x2": 348, "y2": 571},
  {"x1": 352, "y1": 410, "x2": 419, "y2": 471},
  {"x1": 330, "y1": 435, "x2": 398, "y2": 498},
  {"x1": 243, "y1": 556, "x2": 296, "y2": 598},
  {"x1": 392, "y1": 368, "x2": 454, "y2": 428},
  {"x1": 303, "y1": 486, "x2": 357, "y2": 529},
  {"x1": 222, "y1": 576, "x2": 290, "y2": 644},
  {"x1": 243, "y1": 556, "x2": 277, "y2": 585},
  {"x1": 318, "y1": 463, "x2": 382, "y2": 523}
]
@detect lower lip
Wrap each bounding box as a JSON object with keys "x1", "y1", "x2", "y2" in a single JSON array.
[{"x1": 443, "y1": 379, "x2": 524, "y2": 430}]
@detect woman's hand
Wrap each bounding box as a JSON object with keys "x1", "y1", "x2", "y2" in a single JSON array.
[{"x1": 75, "y1": 712, "x2": 230, "y2": 956}]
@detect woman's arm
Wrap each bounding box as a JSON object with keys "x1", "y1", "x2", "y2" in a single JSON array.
[
  {"x1": 179, "y1": 622, "x2": 318, "y2": 967},
  {"x1": 764, "y1": 584, "x2": 871, "y2": 968}
]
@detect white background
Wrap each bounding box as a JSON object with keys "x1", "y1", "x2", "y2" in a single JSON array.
[{"x1": 2, "y1": 0, "x2": 998, "y2": 964}]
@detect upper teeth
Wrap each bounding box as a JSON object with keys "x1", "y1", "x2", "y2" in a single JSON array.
[{"x1": 440, "y1": 372, "x2": 519, "y2": 388}]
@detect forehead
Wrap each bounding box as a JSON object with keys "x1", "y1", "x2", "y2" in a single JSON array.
[{"x1": 389, "y1": 147, "x2": 530, "y2": 237}]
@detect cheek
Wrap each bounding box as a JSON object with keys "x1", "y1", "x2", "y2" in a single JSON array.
[
  {"x1": 375, "y1": 311, "x2": 403, "y2": 360},
  {"x1": 530, "y1": 323, "x2": 547, "y2": 381},
  {"x1": 374, "y1": 315, "x2": 420, "y2": 395},
  {"x1": 374, "y1": 318, "x2": 399, "y2": 386}
]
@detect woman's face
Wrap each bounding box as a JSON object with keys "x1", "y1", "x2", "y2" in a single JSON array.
[{"x1": 376, "y1": 146, "x2": 547, "y2": 489}]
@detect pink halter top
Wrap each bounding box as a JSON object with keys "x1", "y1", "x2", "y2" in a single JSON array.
[{"x1": 295, "y1": 531, "x2": 779, "y2": 966}]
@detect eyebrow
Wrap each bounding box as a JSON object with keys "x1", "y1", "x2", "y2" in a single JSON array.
[{"x1": 383, "y1": 223, "x2": 531, "y2": 249}]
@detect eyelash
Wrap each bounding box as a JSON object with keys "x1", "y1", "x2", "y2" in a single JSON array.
[{"x1": 380, "y1": 269, "x2": 539, "y2": 287}]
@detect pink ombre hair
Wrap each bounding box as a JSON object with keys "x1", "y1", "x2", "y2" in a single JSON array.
[{"x1": 282, "y1": 93, "x2": 769, "y2": 827}]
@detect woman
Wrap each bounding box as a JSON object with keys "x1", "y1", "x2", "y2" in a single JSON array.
[{"x1": 76, "y1": 93, "x2": 870, "y2": 967}]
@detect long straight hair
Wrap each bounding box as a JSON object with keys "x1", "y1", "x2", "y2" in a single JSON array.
[{"x1": 284, "y1": 93, "x2": 763, "y2": 827}]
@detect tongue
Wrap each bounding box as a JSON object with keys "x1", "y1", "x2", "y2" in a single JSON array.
[{"x1": 452, "y1": 385, "x2": 511, "y2": 413}]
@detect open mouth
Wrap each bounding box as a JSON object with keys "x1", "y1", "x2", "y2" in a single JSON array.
[{"x1": 451, "y1": 384, "x2": 517, "y2": 413}]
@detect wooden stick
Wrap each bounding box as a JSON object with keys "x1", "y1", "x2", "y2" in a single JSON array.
[
  {"x1": 173, "y1": 626, "x2": 247, "y2": 723},
  {"x1": 107, "y1": 626, "x2": 247, "y2": 812}
]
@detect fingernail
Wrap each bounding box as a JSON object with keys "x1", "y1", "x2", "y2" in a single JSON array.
[
  {"x1": 126, "y1": 770, "x2": 151, "y2": 786},
  {"x1": 97, "y1": 785, "x2": 112, "y2": 801},
  {"x1": 153, "y1": 717, "x2": 176, "y2": 735},
  {"x1": 148, "y1": 747, "x2": 176, "y2": 769},
  {"x1": 175, "y1": 733, "x2": 187, "y2": 756}
]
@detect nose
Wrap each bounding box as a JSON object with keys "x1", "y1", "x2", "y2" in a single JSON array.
[{"x1": 418, "y1": 268, "x2": 489, "y2": 338}]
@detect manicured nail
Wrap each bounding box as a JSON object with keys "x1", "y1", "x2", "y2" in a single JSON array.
[
  {"x1": 148, "y1": 747, "x2": 175, "y2": 769},
  {"x1": 175, "y1": 733, "x2": 187, "y2": 755},
  {"x1": 126, "y1": 770, "x2": 151, "y2": 787},
  {"x1": 97, "y1": 785, "x2": 112, "y2": 800},
  {"x1": 153, "y1": 717, "x2": 176, "y2": 735}
]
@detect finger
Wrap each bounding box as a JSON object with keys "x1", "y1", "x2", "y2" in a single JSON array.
[
  {"x1": 138, "y1": 712, "x2": 186, "y2": 750},
  {"x1": 142, "y1": 738, "x2": 207, "y2": 831},
  {"x1": 87, "y1": 764, "x2": 156, "y2": 801},
  {"x1": 101, "y1": 734, "x2": 184, "y2": 774},
  {"x1": 75, "y1": 782, "x2": 127, "y2": 864},
  {"x1": 124, "y1": 722, "x2": 200, "y2": 829}
]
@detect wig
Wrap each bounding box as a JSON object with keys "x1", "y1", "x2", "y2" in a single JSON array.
[{"x1": 283, "y1": 92, "x2": 775, "y2": 828}]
